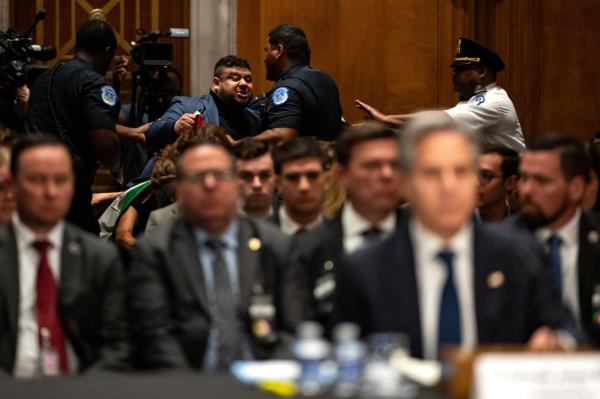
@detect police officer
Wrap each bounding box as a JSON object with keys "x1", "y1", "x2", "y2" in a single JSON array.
[
  {"x1": 356, "y1": 37, "x2": 525, "y2": 154},
  {"x1": 254, "y1": 24, "x2": 345, "y2": 145},
  {"x1": 26, "y1": 20, "x2": 129, "y2": 233}
]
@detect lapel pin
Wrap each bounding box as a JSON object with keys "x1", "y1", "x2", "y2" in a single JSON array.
[
  {"x1": 323, "y1": 260, "x2": 334, "y2": 271},
  {"x1": 487, "y1": 271, "x2": 505, "y2": 289},
  {"x1": 588, "y1": 231, "x2": 599, "y2": 244},
  {"x1": 68, "y1": 241, "x2": 81, "y2": 255},
  {"x1": 248, "y1": 237, "x2": 262, "y2": 251}
]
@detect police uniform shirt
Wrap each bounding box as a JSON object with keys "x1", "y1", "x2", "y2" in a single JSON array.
[
  {"x1": 26, "y1": 56, "x2": 120, "y2": 164},
  {"x1": 261, "y1": 64, "x2": 344, "y2": 141},
  {"x1": 445, "y1": 82, "x2": 525, "y2": 154}
]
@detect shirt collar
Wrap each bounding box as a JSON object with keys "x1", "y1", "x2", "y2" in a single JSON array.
[
  {"x1": 342, "y1": 202, "x2": 396, "y2": 238},
  {"x1": 473, "y1": 82, "x2": 497, "y2": 95},
  {"x1": 536, "y1": 207, "x2": 581, "y2": 248},
  {"x1": 280, "y1": 63, "x2": 308, "y2": 80},
  {"x1": 278, "y1": 206, "x2": 322, "y2": 235},
  {"x1": 12, "y1": 213, "x2": 65, "y2": 251},
  {"x1": 410, "y1": 217, "x2": 473, "y2": 261},
  {"x1": 194, "y1": 218, "x2": 239, "y2": 249}
]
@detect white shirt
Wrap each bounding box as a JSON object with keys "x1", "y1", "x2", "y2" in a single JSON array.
[
  {"x1": 445, "y1": 82, "x2": 525, "y2": 154},
  {"x1": 536, "y1": 208, "x2": 581, "y2": 323},
  {"x1": 410, "y1": 219, "x2": 477, "y2": 360},
  {"x1": 12, "y1": 215, "x2": 77, "y2": 378},
  {"x1": 278, "y1": 206, "x2": 322, "y2": 236},
  {"x1": 341, "y1": 202, "x2": 396, "y2": 253}
]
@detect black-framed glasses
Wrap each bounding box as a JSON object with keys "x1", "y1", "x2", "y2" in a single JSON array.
[
  {"x1": 238, "y1": 170, "x2": 273, "y2": 183},
  {"x1": 478, "y1": 170, "x2": 503, "y2": 185},
  {"x1": 178, "y1": 170, "x2": 235, "y2": 184},
  {"x1": 281, "y1": 171, "x2": 322, "y2": 183}
]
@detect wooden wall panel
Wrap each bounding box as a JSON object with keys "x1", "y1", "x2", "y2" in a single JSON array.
[
  {"x1": 237, "y1": 0, "x2": 600, "y2": 142},
  {"x1": 10, "y1": 0, "x2": 191, "y2": 97}
]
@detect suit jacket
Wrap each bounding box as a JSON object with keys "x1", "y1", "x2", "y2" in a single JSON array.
[
  {"x1": 0, "y1": 222, "x2": 130, "y2": 375},
  {"x1": 335, "y1": 218, "x2": 574, "y2": 358},
  {"x1": 507, "y1": 211, "x2": 600, "y2": 345},
  {"x1": 145, "y1": 203, "x2": 179, "y2": 234},
  {"x1": 296, "y1": 207, "x2": 407, "y2": 330},
  {"x1": 128, "y1": 215, "x2": 310, "y2": 370}
]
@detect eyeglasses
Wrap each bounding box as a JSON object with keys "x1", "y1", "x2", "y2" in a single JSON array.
[
  {"x1": 238, "y1": 170, "x2": 273, "y2": 183},
  {"x1": 478, "y1": 170, "x2": 503, "y2": 185},
  {"x1": 178, "y1": 170, "x2": 235, "y2": 184},
  {"x1": 281, "y1": 171, "x2": 322, "y2": 183}
]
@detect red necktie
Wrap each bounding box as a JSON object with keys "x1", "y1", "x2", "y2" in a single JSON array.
[{"x1": 33, "y1": 240, "x2": 69, "y2": 375}]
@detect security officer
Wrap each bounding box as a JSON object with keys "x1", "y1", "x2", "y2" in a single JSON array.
[
  {"x1": 254, "y1": 24, "x2": 345, "y2": 145},
  {"x1": 356, "y1": 37, "x2": 525, "y2": 154},
  {"x1": 26, "y1": 20, "x2": 122, "y2": 233}
]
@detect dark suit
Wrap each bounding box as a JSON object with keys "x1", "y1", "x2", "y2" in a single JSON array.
[
  {"x1": 507, "y1": 211, "x2": 600, "y2": 345},
  {"x1": 128, "y1": 215, "x2": 310, "y2": 369},
  {"x1": 335, "y1": 219, "x2": 574, "y2": 358},
  {"x1": 296, "y1": 208, "x2": 407, "y2": 330},
  {"x1": 0, "y1": 222, "x2": 129, "y2": 375}
]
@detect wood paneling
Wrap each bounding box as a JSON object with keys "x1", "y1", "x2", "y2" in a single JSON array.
[
  {"x1": 10, "y1": 0, "x2": 191, "y2": 97},
  {"x1": 238, "y1": 0, "x2": 600, "y2": 142}
]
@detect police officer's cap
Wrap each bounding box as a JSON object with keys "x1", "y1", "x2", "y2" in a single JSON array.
[{"x1": 451, "y1": 37, "x2": 505, "y2": 72}]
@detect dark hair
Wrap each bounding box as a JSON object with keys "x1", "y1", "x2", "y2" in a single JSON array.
[
  {"x1": 213, "y1": 55, "x2": 251, "y2": 78},
  {"x1": 268, "y1": 24, "x2": 311, "y2": 64},
  {"x1": 273, "y1": 137, "x2": 324, "y2": 175},
  {"x1": 481, "y1": 145, "x2": 520, "y2": 179},
  {"x1": 10, "y1": 134, "x2": 70, "y2": 176},
  {"x1": 75, "y1": 20, "x2": 117, "y2": 55},
  {"x1": 335, "y1": 121, "x2": 399, "y2": 166},
  {"x1": 233, "y1": 138, "x2": 271, "y2": 160},
  {"x1": 174, "y1": 124, "x2": 234, "y2": 177},
  {"x1": 528, "y1": 133, "x2": 590, "y2": 182}
]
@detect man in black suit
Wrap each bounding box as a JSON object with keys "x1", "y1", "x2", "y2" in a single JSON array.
[
  {"x1": 128, "y1": 131, "x2": 309, "y2": 371},
  {"x1": 0, "y1": 135, "x2": 129, "y2": 377},
  {"x1": 297, "y1": 121, "x2": 405, "y2": 328},
  {"x1": 511, "y1": 134, "x2": 600, "y2": 345},
  {"x1": 335, "y1": 112, "x2": 575, "y2": 359}
]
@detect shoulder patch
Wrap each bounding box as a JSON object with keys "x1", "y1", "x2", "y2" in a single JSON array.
[
  {"x1": 272, "y1": 87, "x2": 289, "y2": 106},
  {"x1": 100, "y1": 85, "x2": 117, "y2": 107},
  {"x1": 473, "y1": 95, "x2": 485, "y2": 106}
]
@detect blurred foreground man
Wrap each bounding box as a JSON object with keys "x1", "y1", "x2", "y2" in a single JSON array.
[
  {"x1": 511, "y1": 134, "x2": 600, "y2": 345},
  {"x1": 335, "y1": 112, "x2": 575, "y2": 359},
  {"x1": 0, "y1": 136, "x2": 128, "y2": 377},
  {"x1": 128, "y1": 135, "x2": 309, "y2": 371}
]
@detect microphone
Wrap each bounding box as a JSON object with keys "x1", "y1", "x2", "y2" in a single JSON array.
[{"x1": 24, "y1": 9, "x2": 48, "y2": 38}]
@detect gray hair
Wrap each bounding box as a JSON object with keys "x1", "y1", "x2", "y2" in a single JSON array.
[{"x1": 398, "y1": 111, "x2": 480, "y2": 172}]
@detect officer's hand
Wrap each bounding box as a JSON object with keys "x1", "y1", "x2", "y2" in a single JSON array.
[
  {"x1": 355, "y1": 99, "x2": 387, "y2": 121},
  {"x1": 174, "y1": 113, "x2": 197, "y2": 135},
  {"x1": 14, "y1": 85, "x2": 30, "y2": 104},
  {"x1": 112, "y1": 56, "x2": 129, "y2": 89},
  {"x1": 134, "y1": 123, "x2": 151, "y2": 146}
]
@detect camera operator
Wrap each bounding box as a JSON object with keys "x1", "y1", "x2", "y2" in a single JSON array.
[{"x1": 26, "y1": 20, "x2": 146, "y2": 234}]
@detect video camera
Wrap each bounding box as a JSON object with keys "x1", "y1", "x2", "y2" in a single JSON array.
[
  {"x1": 127, "y1": 27, "x2": 188, "y2": 127},
  {"x1": 0, "y1": 9, "x2": 55, "y2": 90}
]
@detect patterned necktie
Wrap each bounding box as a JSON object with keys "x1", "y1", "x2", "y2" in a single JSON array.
[
  {"x1": 205, "y1": 239, "x2": 243, "y2": 369},
  {"x1": 33, "y1": 240, "x2": 69, "y2": 374},
  {"x1": 437, "y1": 249, "x2": 461, "y2": 355},
  {"x1": 547, "y1": 235, "x2": 563, "y2": 295}
]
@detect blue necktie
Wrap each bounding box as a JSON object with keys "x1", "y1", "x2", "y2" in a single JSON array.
[
  {"x1": 546, "y1": 235, "x2": 562, "y2": 295},
  {"x1": 437, "y1": 249, "x2": 461, "y2": 354}
]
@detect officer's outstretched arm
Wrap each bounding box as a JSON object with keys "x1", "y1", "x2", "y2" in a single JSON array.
[
  {"x1": 90, "y1": 128, "x2": 121, "y2": 172},
  {"x1": 355, "y1": 99, "x2": 411, "y2": 126},
  {"x1": 252, "y1": 127, "x2": 298, "y2": 146}
]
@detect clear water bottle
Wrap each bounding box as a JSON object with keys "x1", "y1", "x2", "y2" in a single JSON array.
[
  {"x1": 293, "y1": 321, "x2": 330, "y2": 396},
  {"x1": 333, "y1": 323, "x2": 366, "y2": 397},
  {"x1": 39, "y1": 327, "x2": 59, "y2": 377}
]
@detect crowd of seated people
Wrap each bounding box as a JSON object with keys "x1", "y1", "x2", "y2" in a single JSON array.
[{"x1": 0, "y1": 19, "x2": 598, "y2": 380}]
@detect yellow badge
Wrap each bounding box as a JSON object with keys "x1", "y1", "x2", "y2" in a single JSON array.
[
  {"x1": 248, "y1": 237, "x2": 262, "y2": 251},
  {"x1": 487, "y1": 271, "x2": 505, "y2": 289}
]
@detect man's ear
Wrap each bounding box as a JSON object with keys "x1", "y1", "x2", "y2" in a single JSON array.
[
  {"x1": 333, "y1": 162, "x2": 347, "y2": 190},
  {"x1": 274, "y1": 43, "x2": 284, "y2": 60},
  {"x1": 569, "y1": 175, "x2": 587, "y2": 203},
  {"x1": 504, "y1": 174, "x2": 519, "y2": 193},
  {"x1": 211, "y1": 76, "x2": 221, "y2": 93}
]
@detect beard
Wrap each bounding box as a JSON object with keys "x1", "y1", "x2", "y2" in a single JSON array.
[{"x1": 519, "y1": 197, "x2": 569, "y2": 230}]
